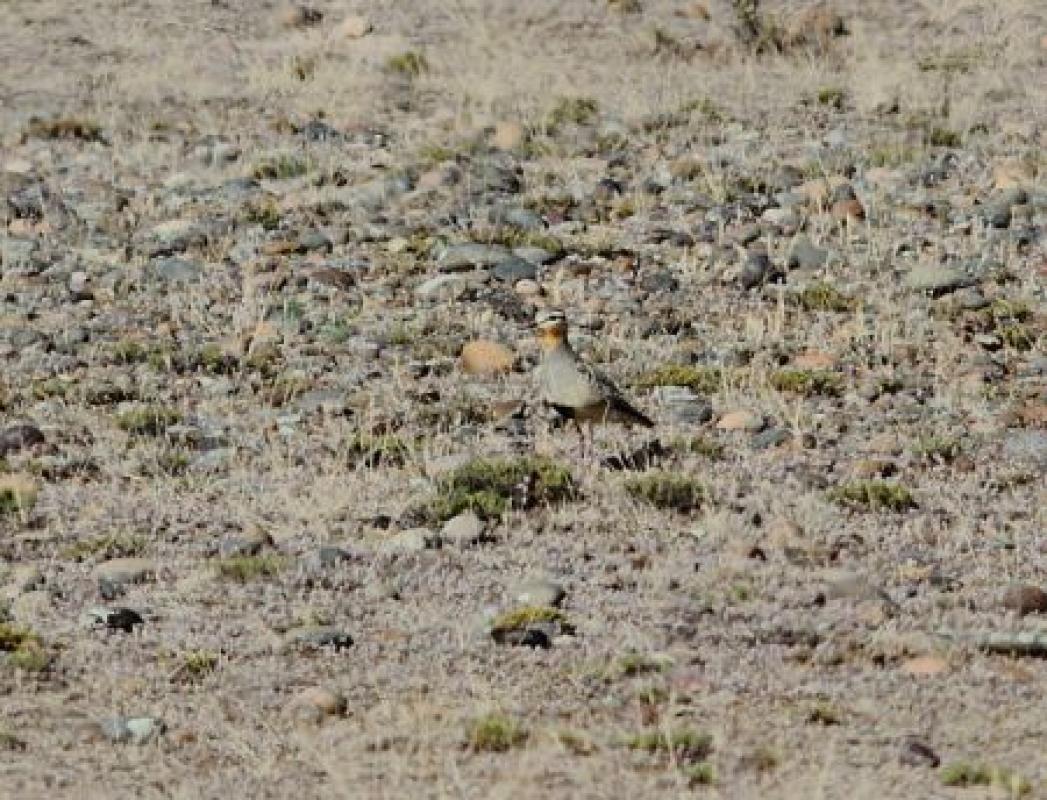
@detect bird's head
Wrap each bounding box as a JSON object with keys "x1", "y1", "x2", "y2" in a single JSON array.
[{"x1": 535, "y1": 308, "x2": 569, "y2": 351}]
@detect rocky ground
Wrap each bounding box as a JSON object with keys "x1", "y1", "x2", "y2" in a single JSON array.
[{"x1": 1, "y1": 0, "x2": 1045, "y2": 797}]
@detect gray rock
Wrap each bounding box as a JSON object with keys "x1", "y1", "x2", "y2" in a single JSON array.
[
  {"x1": 84, "y1": 606, "x2": 144, "y2": 632},
  {"x1": 151, "y1": 257, "x2": 202, "y2": 283},
  {"x1": 149, "y1": 219, "x2": 204, "y2": 252},
  {"x1": 787, "y1": 236, "x2": 829, "y2": 271},
  {"x1": 738, "y1": 250, "x2": 772, "y2": 289},
  {"x1": 513, "y1": 246, "x2": 558, "y2": 265},
  {"x1": 437, "y1": 243, "x2": 511, "y2": 272},
  {"x1": 904, "y1": 266, "x2": 974, "y2": 296},
  {"x1": 1002, "y1": 430, "x2": 1047, "y2": 469},
  {"x1": 415, "y1": 271, "x2": 485, "y2": 299},
  {"x1": 100, "y1": 716, "x2": 166, "y2": 745},
  {"x1": 490, "y1": 206, "x2": 543, "y2": 230},
  {"x1": 92, "y1": 558, "x2": 155, "y2": 587},
  {"x1": 512, "y1": 578, "x2": 566, "y2": 608},
  {"x1": 956, "y1": 287, "x2": 989, "y2": 310},
  {"x1": 0, "y1": 237, "x2": 38, "y2": 272},
  {"x1": 5, "y1": 565, "x2": 44, "y2": 593},
  {"x1": 284, "y1": 625, "x2": 354, "y2": 651},
  {"x1": 219, "y1": 526, "x2": 272, "y2": 558},
  {"x1": 651, "y1": 386, "x2": 713, "y2": 424},
  {"x1": 491, "y1": 256, "x2": 537, "y2": 283},
  {"x1": 0, "y1": 422, "x2": 45, "y2": 456},
  {"x1": 983, "y1": 201, "x2": 1012, "y2": 229},
  {"x1": 440, "y1": 511, "x2": 486, "y2": 547},
  {"x1": 751, "y1": 427, "x2": 792, "y2": 449},
  {"x1": 380, "y1": 528, "x2": 436, "y2": 554}
]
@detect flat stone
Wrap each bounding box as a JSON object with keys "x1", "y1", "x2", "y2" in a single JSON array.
[
  {"x1": 84, "y1": 606, "x2": 145, "y2": 632},
  {"x1": 904, "y1": 266, "x2": 974, "y2": 296},
  {"x1": 151, "y1": 257, "x2": 203, "y2": 283},
  {"x1": 1001, "y1": 584, "x2": 1047, "y2": 616},
  {"x1": 92, "y1": 558, "x2": 155, "y2": 586},
  {"x1": 287, "y1": 686, "x2": 348, "y2": 724},
  {"x1": 337, "y1": 14, "x2": 371, "y2": 38},
  {"x1": 379, "y1": 528, "x2": 435, "y2": 554},
  {"x1": 512, "y1": 578, "x2": 566, "y2": 608},
  {"x1": 491, "y1": 256, "x2": 537, "y2": 283},
  {"x1": 440, "y1": 511, "x2": 486, "y2": 547},
  {"x1": 283, "y1": 625, "x2": 354, "y2": 651},
  {"x1": 460, "y1": 339, "x2": 514, "y2": 376},
  {"x1": 787, "y1": 235, "x2": 829, "y2": 270},
  {"x1": 0, "y1": 422, "x2": 45, "y2": 456},
  {"x1": 437, "y1": 243, "x2": 511, "y2": 272},
  {"x1": 99, "y1": 716, "x2": 166, "y2": 745},
  {"x1": 717, "y1": 409, "x2": 765, "y2": 432}
]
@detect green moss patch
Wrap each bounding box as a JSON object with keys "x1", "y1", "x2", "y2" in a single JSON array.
[
  {"x1": 829, "y1": 480, "x2": 916, "y2": 512},
  {"x1": 625, "y1": 472, "x2": 706, "y2": 512}
]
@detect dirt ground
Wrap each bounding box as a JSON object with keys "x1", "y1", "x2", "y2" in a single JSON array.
[{"x1": 0, "y1": 1, "x2": 1045, "y2": 797}]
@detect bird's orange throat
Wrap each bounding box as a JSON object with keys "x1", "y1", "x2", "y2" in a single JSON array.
[{"x1": 537, "y1": 325, "x2": 567, "y2": 351}]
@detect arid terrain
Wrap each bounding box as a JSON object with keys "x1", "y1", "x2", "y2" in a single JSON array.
[{"x1": 1, "y1": 0, "x2": 1045, "y2": 797}]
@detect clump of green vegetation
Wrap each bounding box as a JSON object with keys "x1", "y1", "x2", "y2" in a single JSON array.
[
  {"x1": 807, "y1": 700, "x2": 842, "y2": 725},
  {"x1": 770, "y1": 369, "x2": 843, "y2": 397},
  {"x1": 466, "y1": 713, "x2": 529, "y2": 752},
  {"x1": 829, "y1": 481, "x2": 916, "y2": 512},
  {"x1": 626, "y1": 728, "x2": 713, "y2": 763},
  {"x1": 927, "y1": 127, "x2": 961, "y2": 148},
  {"x1": 385, "y1": 51, "x2": 429, "y2": 78},
  {"x1": 424, "y1": 456, "x2": 575, "y2": 523},
  {"x1": 612, "y1": 652, "x2": 673, "y2": 678},
  {"x1": 251, "y1": 153, "x2": 310, "y2": 180},
  {"x1": 556, "y1": 728, "x2": 597, "y2": 755},
  {"x1": 0, "y1": 623, "x2": 48, "y2": 673},
  {"x1": 345, "y1": 433, "x2": 412, "y2": 468},
  {"x1": 0, "y1": 623, "x2": 37, "y2": 652},
  {"x1": 940, "y1": 762, "x2": 1030, "y2": 795},
  {"x1": 742, "y1": 745, "x2": 781, "y2": 773},
  {"x1": 0, "y1": 729, "x2": 27, "y2": 751},
  {"x1": 478, "y1": 227, "x2": 564, "y2": 256},
  {"x1": 110, "y1": 339, "x2": 148, "y2": 365},
  {"x1": 683, "y1": 763, "x2": 717, "y2": 786},
  {"x1": 867, "y1": 144, "x2": 921, "y2": 168},
  {"x1": 156, "y1": 449, "x2": 191, "y2": 476},
  {"x1": 192, "y1": 344, "x2": 239, "y2": 375},
  {"x1": 796, "y1": 282, "x2": 858, "y2": 313},
  {"x1": 913, "y1": 436, "x2": 962, "y2": 464},
  {"x1": 917, "y1": 48, "x2": 983, "y2": 74},
  {"x1": 242, "y1": 198, "x2": 282, "y2": 230},
  {"x1": 672, "y1": 436, "x2": 725, "y2": 460},
  {"x1": 62, "y1": 534, "x2": 146, "y2": 562},
  {"x1": 816, "y1": 86, "x2": 846, "y2": 109},
  {"x1": 545, "y1": 95, "x2": 599, "y2": 130},
  {"x1": 998, "y1": 324, "x2": 1036, "y2": 351},
  {"x1": 116, "y1": 405, "x2": 181, "y2": 436},
  {"x1": 30, "y1": 378, "x2": 69, "y2": 400},
  {"x1": 607, "y1": 0, "x2": 643, "y2": 13},
  {"x1": 290, "y1": 54, "x2": 317, "y2": 81},
  {"x1": 0, "y1": 474, "x2": 38, "y2": 517},
  {"x1": 215, "y1": 555, "x2": 285, "y2": 582},
  {"x1": 678, "y1": 96, "x2": 726, "y2": 124},
  {"x1": 258, "y1": 373, "x2": 311, "y2": 407},
  {"x1": 625, "y1": 472, "x2": 706, "y2": 512},
  {"x1": 491, "y1": 606, "x2": 575, "y2": 639},
  {"x1": 24, "y1": 116, "x2": 103, "y2": 142},
  {"x1": 635, "y1": 365, "x2": 723, "y2": 394},
  {"x1": 180, "y1": 650, "x2": 219, "y2": 680},
  {"x1": 635, "y1": 685, "x2": 669, "y2": 705}
]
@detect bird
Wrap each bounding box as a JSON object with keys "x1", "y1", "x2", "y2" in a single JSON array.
[{"x1": 534, "y1": 309, "x2": 655, "y2": 437}]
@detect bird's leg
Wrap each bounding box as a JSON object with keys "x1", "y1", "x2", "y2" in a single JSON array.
[{"x1": 582, "y1": 422, "x2": 596, "y2": 467}]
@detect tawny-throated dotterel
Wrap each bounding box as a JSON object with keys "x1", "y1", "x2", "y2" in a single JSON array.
[{"x1": 534, "y1": 309, "x2": 654, "y2": 429}]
